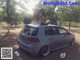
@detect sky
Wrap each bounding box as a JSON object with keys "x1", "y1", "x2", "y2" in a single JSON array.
[{"x1": 15, "y1": 0, "x2": 39, "y2": 15}]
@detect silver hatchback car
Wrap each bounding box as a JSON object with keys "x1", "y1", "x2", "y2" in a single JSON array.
[{"x1": 18, "y1": 24, "x2": 75, "y2": 56}]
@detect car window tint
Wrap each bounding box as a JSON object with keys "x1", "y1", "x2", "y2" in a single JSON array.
[
  {"x1": 58, "y1": 27, "x2": 67, "y2": 34},
  {"x1": 45, "y1": 27, "x2": 58, "y2": 36},
  {"x1": 23, "y1": 26, "x2": 38, "y2": 36}
]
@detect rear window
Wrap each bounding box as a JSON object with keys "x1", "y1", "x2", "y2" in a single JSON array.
[{"x1": 23, "y1": 26, "x2": 38, "y2": 36}]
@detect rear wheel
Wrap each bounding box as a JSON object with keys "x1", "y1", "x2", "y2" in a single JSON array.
[{"x1": 39, "y1": 45, "x2": 50, "y2": 56}]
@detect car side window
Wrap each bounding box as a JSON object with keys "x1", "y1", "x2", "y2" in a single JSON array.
[
  {"x1": 58, "y1": 27, "x2": 68, "y2": 35},
  {"x1": 45, "y1": 27, "x2": 58, "y2": 36}
]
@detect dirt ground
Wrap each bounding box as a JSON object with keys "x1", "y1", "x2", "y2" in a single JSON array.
[{"x1": 0, "y1": 27, "x2": 80, "y2": 60}]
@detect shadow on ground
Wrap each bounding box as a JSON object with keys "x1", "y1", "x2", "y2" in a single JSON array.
[
  {"x1": 14, "y1": 42, "x2": 80, "y2": 60},
  {"x1": 0, "y1": 33, "x2": 18, "y2": 47}
]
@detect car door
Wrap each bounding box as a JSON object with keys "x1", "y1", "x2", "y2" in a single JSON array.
[
  {"x1": 45, "y1": 27, "x2": 60, "y2": 50},
  {"x1": 56, "y1": 27, "x2": 71, "y2": 47}
]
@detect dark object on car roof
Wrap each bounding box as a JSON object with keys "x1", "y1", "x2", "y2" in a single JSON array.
[{"x1": 23, "y1": 17, "x2": 31, "y2": 24}]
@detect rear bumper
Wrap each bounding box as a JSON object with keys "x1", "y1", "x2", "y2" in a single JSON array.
[{"x1": 18, "y1": 39, "x2": 40, "y2": 56}]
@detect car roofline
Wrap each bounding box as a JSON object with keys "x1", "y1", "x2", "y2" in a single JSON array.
[{"x1": 25, "y1": 24, "x2": 60, "y2": 28}]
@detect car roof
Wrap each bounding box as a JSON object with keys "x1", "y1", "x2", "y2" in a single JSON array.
[{"x1": 26, "y1": 24, "x2": 60, "y2": 28}]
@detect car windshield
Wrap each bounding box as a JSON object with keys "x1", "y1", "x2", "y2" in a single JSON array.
[{"x1": 23, "y1": 26, "x2": 38, "y2": 36}]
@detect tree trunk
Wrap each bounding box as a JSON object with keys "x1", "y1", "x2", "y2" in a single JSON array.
[
  {"x1": 6, "y1": 0, "x2": 10, "y2": 34},
  {"x1": 7, "y1": 23, "x2": 10, "y2": 34},
  {"x1": 69, "y1": 21, "x2": 71, "y2": 29}
]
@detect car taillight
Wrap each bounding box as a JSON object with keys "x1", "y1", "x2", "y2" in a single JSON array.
[{"x1": 27, "y1": 37, "x2": 40, "y2": 43}]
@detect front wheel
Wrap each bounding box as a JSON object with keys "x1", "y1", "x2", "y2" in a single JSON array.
[{"x1": 39, "y1": 45, "x2": 50, "y2": 56}]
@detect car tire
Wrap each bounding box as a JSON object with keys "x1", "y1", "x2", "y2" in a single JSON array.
[{"x1": 39, "y1": 45, "x2": 50, "y2": 57}]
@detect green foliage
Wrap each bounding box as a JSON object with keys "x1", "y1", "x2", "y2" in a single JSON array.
[
  {"x1": 0, "y1": 0, "x2": 28, "y2": 25},
  {"x1": 57, "y1": 6, "x2": 80, "y2": 22},
  {"x1": 0, "y1": 0, "x2": 80, "y2": 28}
]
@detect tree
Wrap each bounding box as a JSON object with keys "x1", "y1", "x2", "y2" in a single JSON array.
[
  {"x1": 57, "y1": 6, "x2": 80, "y2": 29},
  {"x1": 0, "y1": 0, "x2": 28, "y2": 33}
]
